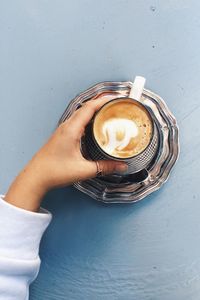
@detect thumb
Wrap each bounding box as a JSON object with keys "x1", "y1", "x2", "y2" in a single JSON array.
[{"x1": 83, "y1": 160, "x2": 128, "y2": 179}]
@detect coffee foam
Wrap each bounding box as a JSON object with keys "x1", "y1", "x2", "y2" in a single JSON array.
[
  {"x1": 102, "y1": 118, "x2": 138, "y2": 154},
  {"x1": 93, "y1": 99, "x2": 152, "y2": 158}
]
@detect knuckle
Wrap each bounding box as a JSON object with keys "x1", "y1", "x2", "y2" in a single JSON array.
[
  {"x1": 58, "y1": 121, "x2": 84, "y2": 141},
  {"x1": 85, "y1": 101, "x2": 95, "y2": 110},
  {"x1": 58, "y1": 122, "x2": 70, "y2": 135},
  {"x1": 85, "y1": 100, "x2": 93, "y2": 106}
]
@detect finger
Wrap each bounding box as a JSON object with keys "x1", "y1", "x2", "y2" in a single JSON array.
[
  {"x1": 66, "y1": 97, "x2": 112, "y2": 136},
  {"x1": 79, "y1": 160, "x2": 128, "y2": 181},
  {"x1": 96, "y1": 160, "x2": 128, "y2": 176}
]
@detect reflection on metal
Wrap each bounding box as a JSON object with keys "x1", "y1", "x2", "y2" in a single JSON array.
[{"x1": 58, "y1": 81, "x2": 179, "y2": 203}]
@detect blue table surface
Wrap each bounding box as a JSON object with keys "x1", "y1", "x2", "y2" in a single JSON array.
[{"x1": 1, "y1": 1, "x2": 200, "y2": 299}]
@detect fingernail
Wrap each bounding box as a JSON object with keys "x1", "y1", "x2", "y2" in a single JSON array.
[{"x1": 115, "y1": 163, "x2": 128, "y2": 174}]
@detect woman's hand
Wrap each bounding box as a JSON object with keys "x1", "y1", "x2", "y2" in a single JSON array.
[{"x1": 5, "y1": 97, "x2": 127, "y2": 211}]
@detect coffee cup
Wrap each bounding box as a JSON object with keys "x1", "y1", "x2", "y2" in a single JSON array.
[{"x1": 82, "y1": 76, "x2": 159, "y2": 174}]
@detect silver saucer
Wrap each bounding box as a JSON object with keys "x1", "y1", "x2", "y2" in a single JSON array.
[{"x1": 58, "y1": 81, "x2": 179, "y2": 203}]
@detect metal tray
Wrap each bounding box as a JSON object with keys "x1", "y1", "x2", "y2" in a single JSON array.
[{"x1": 58, "y1": 81, "x2": 179, "y2": 203}]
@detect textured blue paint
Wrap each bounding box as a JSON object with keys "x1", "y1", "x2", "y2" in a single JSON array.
[{"x1": 0, "y1": 1, "x2": 200, "y2": 299}]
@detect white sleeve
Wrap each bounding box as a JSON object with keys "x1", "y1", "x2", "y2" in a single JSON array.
[{"x1": 0, "y1": 195, "x2": 52, "y2": 300}]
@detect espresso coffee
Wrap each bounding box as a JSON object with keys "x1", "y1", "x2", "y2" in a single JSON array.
[{"x1": 93, "y1": 98, "x2": 153, "y2": 158}]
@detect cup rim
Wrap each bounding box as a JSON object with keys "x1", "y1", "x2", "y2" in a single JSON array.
[{"x1": 91, "y1": 97, "x2": 155, "y2": 161}]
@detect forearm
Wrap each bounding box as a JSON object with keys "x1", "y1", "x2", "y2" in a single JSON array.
[{"x1": 5, "y1": 159, "x2": 48, "y2": 212}]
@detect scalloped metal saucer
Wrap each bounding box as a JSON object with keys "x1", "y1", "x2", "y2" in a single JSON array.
[{"x1": 58, "y1": 81, "x2": 179, "y2": 203}]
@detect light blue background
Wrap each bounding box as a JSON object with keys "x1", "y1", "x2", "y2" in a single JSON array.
[{"x1": 0, "y1": 1, "x2": 200, "y2": 299}]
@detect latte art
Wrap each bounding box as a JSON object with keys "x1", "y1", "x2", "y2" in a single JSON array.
[
  {"x1": 102, "y1": 118, "x2": 139, "y2": 156},
  {"x1": 93, "y1": 98, "x2": 153, "y2": 158}
]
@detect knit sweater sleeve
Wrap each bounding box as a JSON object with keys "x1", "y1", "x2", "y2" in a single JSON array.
[{"x1": 0, "y1": 195, "x2": 52, "y2": 300}]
